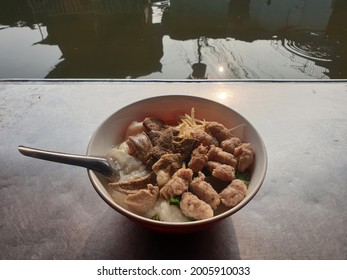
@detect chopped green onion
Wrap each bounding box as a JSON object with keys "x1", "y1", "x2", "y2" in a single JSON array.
[
  {"x1": 169, "y1": 196, "x2": 181, "y2": 208},
  {"x1": 151, "y1": 214, "x2": 160, "y2": 221},
  {"x1": 235, "y1": 170, "x2": 251, "y2": 187}
]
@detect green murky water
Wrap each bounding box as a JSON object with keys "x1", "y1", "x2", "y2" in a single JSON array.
[{"x1": 0, "y1": 0, "x2": 346, "y2": 79}]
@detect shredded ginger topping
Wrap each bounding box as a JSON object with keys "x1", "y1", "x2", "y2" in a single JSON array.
[{"x1": 175, "y1": 108, "x2": 207, "y2": 139}]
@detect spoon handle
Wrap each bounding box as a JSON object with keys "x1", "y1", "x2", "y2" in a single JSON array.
[{"x1": 18, "y1": 145, "x2": 114, "y2": 177}]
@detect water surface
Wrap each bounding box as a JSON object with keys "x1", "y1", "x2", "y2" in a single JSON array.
[{"x1": 0, "y1": 0, "x2": 346, "y2": 79}]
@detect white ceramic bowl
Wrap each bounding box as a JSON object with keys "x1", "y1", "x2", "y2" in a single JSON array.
[{"x1": 87, "y1": 95, "x2": 267, "y2": 232}]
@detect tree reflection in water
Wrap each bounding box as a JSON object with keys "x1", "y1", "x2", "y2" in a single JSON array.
[{"x1": 0, "y1": 0, "x2": 346, "y2": 79}]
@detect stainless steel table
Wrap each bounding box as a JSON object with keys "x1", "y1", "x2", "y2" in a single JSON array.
[{"x1": 1, "y1": 80, "x2": 346, "y2": 260}]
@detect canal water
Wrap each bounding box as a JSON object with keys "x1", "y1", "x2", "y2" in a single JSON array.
[{"x1": 0, "y1": 0, "x2": 346, "y2": 79}]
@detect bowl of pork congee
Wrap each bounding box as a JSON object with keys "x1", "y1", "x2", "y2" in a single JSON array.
[{"x1": 87, "y1": 95, "x2": 267, "y2": 232}]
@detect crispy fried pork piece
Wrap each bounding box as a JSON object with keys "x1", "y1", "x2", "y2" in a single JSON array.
[
  {"x1": 125, "y1": 184, "x2": 159, "y2": 213},
  {"x1": 219, "y1": 179, "x2": 247, "y2": 207},
  {"x1": 180, "y1": 192, "x2": 213, "y2": 220},
  {"x1": 206, "y1": 161, "x2": 235, "y2": 182},
  {"x1": 188, "y1": 144, "x2": 208, "y2": 172},
  {"x1": 190, "y1": 127, "x2": 218, "y2": 147},
  {"x1": 109, "y1": 172, "x2": 155, "y2": 191},
  {"x1": 220, "y1": 137, "x2": 242, "y2": 154},
  {"x1": 160, "y1": 168, "x2": 193, "y2": 199},
  {"x1": 152, "y1": 153, "x2": 182, "y2": 186},
  {"x1": 143, "y1": 117, "x2": 168, "y2": 132},
  {"x1": 190, "y1": 172, "x2": 220, "y2": 209},
  {"x1": 234, "y1": 143, "x2": 255, "y2": 172},
  {"x1": 205, "y1": 121, "x2": 232, "y2": 143},
  {"x1": 207, "y1": 145, "x2": 237, "y2": 168},
  {"x1": 126, "y1": 132, "x2": 153, "y2": 164}
]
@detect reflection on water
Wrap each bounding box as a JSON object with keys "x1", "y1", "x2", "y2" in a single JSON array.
[{"x1": 0, "y1": 0, "x2": 346, "y2": 79}]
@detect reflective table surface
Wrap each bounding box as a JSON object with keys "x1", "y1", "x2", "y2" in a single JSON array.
[{"x1": 1, "y1": 80, "x2": 346, "y2": 259}]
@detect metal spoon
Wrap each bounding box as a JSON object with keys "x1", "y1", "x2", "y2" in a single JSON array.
[{"x1": 18, "y1": 145, "x2": 117, "y2": 177}]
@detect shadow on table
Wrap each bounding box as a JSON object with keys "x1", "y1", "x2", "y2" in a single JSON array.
[{"x1": 77, "y1": 212, "x2": 240, "y2": 260}]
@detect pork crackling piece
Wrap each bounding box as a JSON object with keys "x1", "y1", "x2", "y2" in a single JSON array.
[
  {"x1": 219, "y1": 179, "x2": 247, "y2": 208},
  {"x1": 188, "y1": 144, "x2": 208, "y2": 172},
  {"x1": 205, "y1": 121, "x2": 232, "y2": 143},
  {"x1": 160, "y1": 167, "x2": 193, "y2": 200},
  {"x1": 234, "y1": 143, "x2": 255, "y2": 172},
  {"x1": 190, "y1": 127, "x2": 218, "y2": 147},
  {"x1": 180, "y1": 192, "x2": 214, "y2": 220},
  {"x1": 206, "y1": 161, "x2": 235, "y2": 182},
  {"x1": 190, "y1": 172, "x2": 220, "y2": 209},
  {"x1": 220, "y1": 137, "x2": 242, "y2": 154},
  {"x1": 125, "y1": 184, "x2": 159, "y2": 213},
  {"x1": 207, "y1": 145, "x2": 237, "y2": 168}
]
